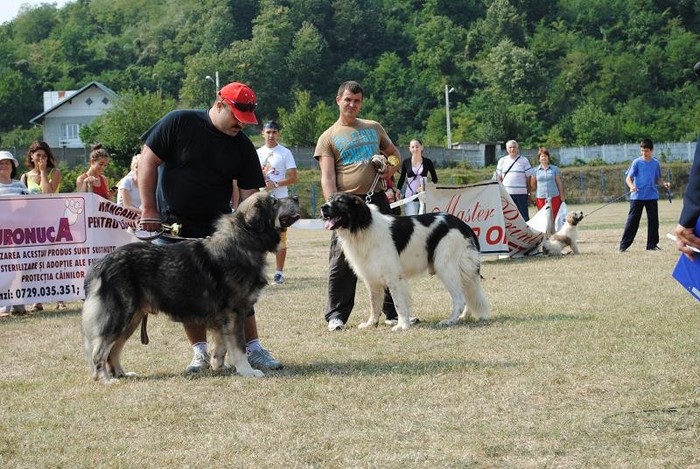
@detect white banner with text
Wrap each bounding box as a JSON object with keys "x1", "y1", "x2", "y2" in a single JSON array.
[
  {"x1": 1, "y1": 193, "x2": 140, "y2": 306},
  {"x1": 425, "y1": 181, "x2": 544, "y2": 256}
]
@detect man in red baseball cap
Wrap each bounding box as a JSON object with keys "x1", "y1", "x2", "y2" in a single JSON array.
[
  {"x1": 218, "y1": 82, "x2": 259, "y2": 125},
  {"x1": 138, "y1": 81, "x2": 283, "y2": 373}
]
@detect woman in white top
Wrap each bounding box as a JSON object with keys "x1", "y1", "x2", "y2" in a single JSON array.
[
  {"x1": 0, "y1": 151, "x2": 28, "y2": 196},
  {"x1": 116, "y1": 153, "x2": 141, "y2": 213},
  {"x1": 397, "y1": 138, "x2": 438, "y2": 215},
  {"x1": 0, "y1": 151, "x2": 28, "y2": 315}
]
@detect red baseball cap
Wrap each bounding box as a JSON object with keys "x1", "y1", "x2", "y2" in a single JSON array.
[{"x1": 218, "y1": 82, "x2": 258, "y2": 125}]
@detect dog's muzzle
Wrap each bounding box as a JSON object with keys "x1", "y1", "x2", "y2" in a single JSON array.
[
  {"x1": 278, "y1": 197, "x2": 301, "y2": 229},
  {"x1": 320, "y1": 202, "x2": 342, "y2": 230}
]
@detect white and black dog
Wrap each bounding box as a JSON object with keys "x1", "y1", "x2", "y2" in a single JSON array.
[
  {"x1": 320, "y1": 193, "x2": 489, "y2": 330},
  {"x1": 81, "y1": 192, "x2": 300, "y2": 383},
  {"x1": 542, "y1": 210, "x2": 584, "y2": 255}
]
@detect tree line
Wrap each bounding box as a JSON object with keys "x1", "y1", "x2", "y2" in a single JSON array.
[{"x1": 1, "y1": 0, "x2": 699, "y2": 166}]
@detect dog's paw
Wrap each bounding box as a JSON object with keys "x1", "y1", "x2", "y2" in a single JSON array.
[
  {"x1": 437, "y1": 319, "x2": 458, "y2": 327},
  {"x1": 391, "y1": 323, "x2": 410, "y2": 331},
  {"x1": 358, "y1": 321, "x2": 377, "y2": 329},
  {"x1": 210, "y1": 358, "x2": 226, "y2": 370},
  {"x1": 237, "y1": 367, "x2": 265, "y2": 378}
]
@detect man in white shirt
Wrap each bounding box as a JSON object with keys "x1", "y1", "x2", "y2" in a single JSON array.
[{"x1": 257, "y1": 121, "x2": 298, "y2": 284}]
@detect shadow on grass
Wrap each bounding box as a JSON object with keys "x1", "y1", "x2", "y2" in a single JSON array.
[
  {"x1": 486, "y1": 313, "x2": 595, "y2": 324},
  {"x1": 604, "y1": 404, "x2": 700, "y2": 430},
  {"x1": 95, "y1": 367, "x2": 258, "y2": 383},
  {"x1": 410, "y1": 313, "x2": 593, "y2": 329},
  {"x1": 283, "y1": 358, "x2": 521, "y2": 377},
  {"x1": 0, "y1": 307, "x2": 81, "y2": 321},
  {"x1": 97, "y1": 357, "x2": 521, "y2": 382}
]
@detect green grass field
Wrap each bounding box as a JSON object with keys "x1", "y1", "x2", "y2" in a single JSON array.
[{"x1": 1, "y1": 200, "x2": 698, "y2": 468}]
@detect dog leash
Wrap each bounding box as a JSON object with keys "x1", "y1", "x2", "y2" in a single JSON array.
[
  {"x1": 366, "y1": 173, "x2": 382, "y2": 203},
  {"x1": 366, "y1": 155, "x2": 387, "y2": 203},
  {"x1": 583, "y1": 191, "x2": 630, "y2": 218},
  {"x1": 131, "y1": 218, "x2": 183, "y2": 241}
]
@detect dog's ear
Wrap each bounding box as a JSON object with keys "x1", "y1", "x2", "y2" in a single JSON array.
[{"x1": 243, "y1": 196, "x2": 274, "y2": 233}]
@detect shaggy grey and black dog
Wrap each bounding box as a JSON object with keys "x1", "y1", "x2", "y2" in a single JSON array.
[
  {"x1": 320, "y1": 193, "x2": 489, "y2": 330},
  {"x1": 81, "y1": 192, "x2": 299, "y2": 383},
  {"x1": 542, "y1": 210, "x2": 584, "y2": 255}
]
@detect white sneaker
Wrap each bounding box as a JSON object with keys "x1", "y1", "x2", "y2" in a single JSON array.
[
  {"x1": 185, "y1": 350, "x2": 210, "y2": 373},
  {"x1": 272, "y1": 272, "x2": 285, "y2": 284},
  {"x1": 384, "y1": 316, "x2": 421, "y2": 326},
  {"x1": 327, "y1": 318, "x2": 345, "y2": 331}
]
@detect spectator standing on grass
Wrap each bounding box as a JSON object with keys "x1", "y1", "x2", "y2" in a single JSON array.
[
  {"x1": 674, "y1": 62, "x2": 700, "y2": 259},
  {"x1": 0, "y1": 151, "x2": 28, "y2": 316},
  {"x1": 0, "y1": 152, "x2": 27, "y2": 195},
  {"x1": 397, "y1": 138, "x2": 438, "y2": 216},
  {"x1": 116, "y1": 153, "x2": 141, "y2": 213},
  {"x1": 21, "y1": 141, "x2": 66, "y2": 311},
  {"x1": 496, "y1": 139, "x2": 532, "y2": 221},
  {"x1": 315, "y1": 80, "x2": 406, "y2": 332},
  {"x1": 529, "y1": 147, "x2": 565, "y2": 222},
  {"x1": 21, "y1": 141, "x2": 62, "y2": 195},
  {"x1": 257, "y1": 120, "x2": 298, "y2": 284},
  {"x1": 138, "y1": 81, "x2": 282, "y2": 372},
  {"x1": 76, "y1": 144, "x2": 111, "y2": 199},
  {"x1": 619, "y1": 138, "x2": 671, "y2": 252},
  {"x1": 385, "y1": 173, "x2": 402, "y2": 215}
]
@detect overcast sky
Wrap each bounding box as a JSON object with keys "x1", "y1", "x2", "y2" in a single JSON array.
[{"x1": 1, "y1": 0, "x2": 73, "y2": 25}]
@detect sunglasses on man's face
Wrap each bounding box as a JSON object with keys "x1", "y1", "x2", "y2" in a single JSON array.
[{"x1": 222, "y1": 98, "x2": 257, "y2": 112}]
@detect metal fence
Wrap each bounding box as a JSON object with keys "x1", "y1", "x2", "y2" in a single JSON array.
[{"x1": 290, "y1": 140, "x2": 697, "y2": 169}]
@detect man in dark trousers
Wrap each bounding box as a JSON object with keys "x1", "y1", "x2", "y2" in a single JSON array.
[{"x1": 139, "y1": 81, "x2": 282, "y2": 372}]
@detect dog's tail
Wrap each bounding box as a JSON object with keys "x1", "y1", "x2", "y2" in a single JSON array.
[
  {"x1": 140, "y1": 315, "x2": 149, "y2": 345},
  {"x1": 460, "y1": 252, "x2": 490, "y2": 321}
]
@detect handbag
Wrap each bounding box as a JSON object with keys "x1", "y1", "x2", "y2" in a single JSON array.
[{"x1": 555, "y1": 201, "x2": 568, "y2": 231}]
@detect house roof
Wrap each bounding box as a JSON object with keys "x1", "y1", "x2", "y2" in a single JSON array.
[{"x1": 29, "y1": 81, "x2": 119, "y2": 125}]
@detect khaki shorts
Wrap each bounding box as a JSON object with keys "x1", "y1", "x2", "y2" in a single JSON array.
[{"x1": 279, "y1": 229, "x2": 288, "y2": 249}]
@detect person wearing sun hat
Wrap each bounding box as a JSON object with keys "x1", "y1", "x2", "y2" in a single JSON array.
[
  {"x1": 0, "y1": 151, "x2": 28, "y2": 196},
  {"x1": 137, "y1": 81, "x2": 283, "y2": 372},
  {"x1": 0, "y1": 151, "x2": 28, "y2": 316}
]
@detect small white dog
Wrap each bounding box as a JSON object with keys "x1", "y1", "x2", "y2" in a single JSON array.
[{"x1": 542, "y1": 211, "x2": 584, "y2": 255}]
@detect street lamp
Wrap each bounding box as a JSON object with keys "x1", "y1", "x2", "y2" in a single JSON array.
[
  {"x1": 445, "y1": 85, "x2": 454, "y2": 149},
  {"x1": 205, "y1": 71, "x2": 220, "y2": 98}
]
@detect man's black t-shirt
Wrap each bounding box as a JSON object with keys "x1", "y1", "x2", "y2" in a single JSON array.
[{"x1": 142, "y1": 109, "x2": 265, "y2": 235}]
